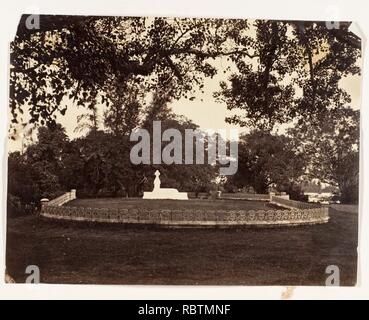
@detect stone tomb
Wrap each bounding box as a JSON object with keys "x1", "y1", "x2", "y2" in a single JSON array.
[{"x1": 143, "y1": 170, "x2": 188, "y2": 200}]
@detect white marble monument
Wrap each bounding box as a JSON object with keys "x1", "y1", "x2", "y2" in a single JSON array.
[{"x1": 143, "y1": 170, "x2": 188, "y2": 200}]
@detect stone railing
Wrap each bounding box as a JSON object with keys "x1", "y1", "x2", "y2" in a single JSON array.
[
  {"x1": 40, "y1": 190, "x2": 329, "y2": 227},
  {"x1": 220, "y1": 193, "x2": 270, "y2": 201},
  {"x1": 40, "y1": 205, "x2": 329, "y2": 227},
  {"x1": 41, "y1": 190, "x2": 76, "y2": 207},
  {"x1": 270, "y1": 195, "x2": 321, "y2": 210}
]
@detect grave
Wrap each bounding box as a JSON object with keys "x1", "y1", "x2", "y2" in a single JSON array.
[{"x1": 143, "y1": 170, "x2": 188, "y2": 200}]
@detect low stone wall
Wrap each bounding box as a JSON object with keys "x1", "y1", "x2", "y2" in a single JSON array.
[
  {"x1": 40, "y1": 190, "x2": 329, "y2": 227},
  {"x1": 270, "y1": 195, "x2": 321, "y2": 210},
  {"x1": 42, "y1": 190, "x2": 76, "y2": 207},
  {"x1": 40, "y1": 205, "x2": 329, "y2": 227}
]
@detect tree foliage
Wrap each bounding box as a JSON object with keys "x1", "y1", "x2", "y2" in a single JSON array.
[
  {"x1": 10, "y1": 16, "x2": 360, "y2": 130},
  {"x1": 11, "y1": 15, "x2": 248, "y2": 127},
  {"x1": 225, "y1": 130, "x2": 305, "y2": 194},
  {"x1": 8, "y1": 16, "x2": 361, "y2": 207},
  {"x1": 8, "y1": 109, "x2": 219, "y2": 213},
  {"x1": 288, "y1": 108, "x2": 359, "y2": 203},
  {"x1": 215, "y1": 21, "x2": 360, "y2": 129}
]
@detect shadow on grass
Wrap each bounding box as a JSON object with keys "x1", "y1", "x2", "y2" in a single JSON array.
[{"x1": 6, "y1": 207, "x2": 357, "y2": 286}]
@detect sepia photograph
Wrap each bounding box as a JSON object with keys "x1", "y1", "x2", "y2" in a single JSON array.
[{"x1": 5, "y1": 13, "x2": 362, "y2": 288}]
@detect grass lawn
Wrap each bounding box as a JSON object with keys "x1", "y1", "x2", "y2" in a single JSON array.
[
  {"x1": 6, "y1": 202, "x2": 358, "y2": 286},
  {"x1": 65, "y1": 198, "x2": 280, "y2": 211}
]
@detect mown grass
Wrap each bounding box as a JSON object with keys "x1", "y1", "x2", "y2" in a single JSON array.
[
  {"x1": 6, "y1": 201, "x2": 357, "y2": 286},
  {"x1": 65, "y1": 198, "x2": 281, "y2": 211}
]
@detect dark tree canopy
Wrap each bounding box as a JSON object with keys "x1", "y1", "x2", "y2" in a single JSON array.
[
  {"x1": 8, "y1": 15, "x2": 361, "y2": 210},
  {"x1": 226, "y1": 130, "x2": 305, "y2": 194},
  {"x1": 215, "y1": 20, "x2": 361, "y2": 129},
  {"x1": 10, "y1": 15, "x2": 360, "y2": 130},
  {"x1": 11, "y1": 15, "x2": 246, "y2": 127},
  {"x1": 288, "y1": 107, "x2": 359, "y2": 203}
]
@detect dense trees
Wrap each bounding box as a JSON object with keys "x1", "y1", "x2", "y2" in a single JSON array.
[
  {"x1": 8, "y1": 112, "x2": 219, "y2": 217},
  {"x1": 10, "y1": 16, "x2": 242, "y2": 127},
  {"x1": 288, "y1": 108, "x2": 360, "y2": 203},
  {"x1": 215, "y1": 21, "x2": 360, "y2": 130},
  {"x1": 8, "y1": 16, "x2": 361, "y2": 214},
  {"x1": 224, "y1": 131, "x2": 305, "y2": 196},
  {"x1": 7, "y1": 125, "x2": 68, "y2": 216},
  {"x1": 10, "y1": 16, "x2": 360, "y2": 130}
]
